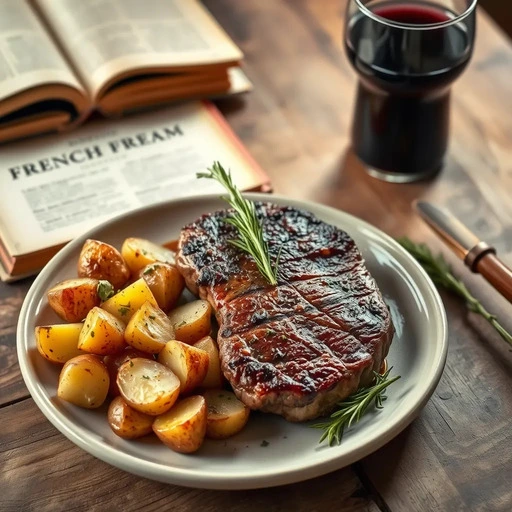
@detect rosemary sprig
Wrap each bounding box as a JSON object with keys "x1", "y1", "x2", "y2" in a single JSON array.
[
  {"x1": 197, "y1": 162, "x2": 278, "y2": 285},
  {"x1": 399, "y1": 237, "x2": 512, "y2": 347},
  {"x1": 313, "y1": 368, "x2": 401, "y2": 446}
]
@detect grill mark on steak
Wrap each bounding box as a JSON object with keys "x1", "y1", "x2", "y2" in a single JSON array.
[
  {"x1": 219, "y1": 285, "x2": 344, "y2": 334},
  {"x1": 176, "y1": 202, "x2": 394, "y2": 421},
  {"x1": 221, "y1": 297, "x2": 373, "y2": 379}
]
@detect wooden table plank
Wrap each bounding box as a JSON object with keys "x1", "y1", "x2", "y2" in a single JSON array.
[{"x1": 0, "y1": 279, "x2": 31, "y2": 405}]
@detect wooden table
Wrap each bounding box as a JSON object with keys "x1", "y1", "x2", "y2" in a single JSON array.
[{"x1": 2, "y1": 1, "x2": 511, "y2": 510}]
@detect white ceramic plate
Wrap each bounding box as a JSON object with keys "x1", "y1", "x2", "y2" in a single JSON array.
[{"x1": 17, "y1": 193, "x2": 447, "y2": 490}]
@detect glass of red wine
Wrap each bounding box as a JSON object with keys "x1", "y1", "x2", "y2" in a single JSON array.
[{"x1": 345, "y1": 0, "x2": 477, "y2": 182}]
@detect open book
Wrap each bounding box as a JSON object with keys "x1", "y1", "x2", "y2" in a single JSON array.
[
  {"x1": 0, "y1": 0, "x2": 248, "y2": 143},
  {"x1": 0, "y1": 100, "x2": 271, "y2": 281}
]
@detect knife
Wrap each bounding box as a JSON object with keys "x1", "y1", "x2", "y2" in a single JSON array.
[{"x1": 414, "y1": 201, "x2": 512, "y2": 304}]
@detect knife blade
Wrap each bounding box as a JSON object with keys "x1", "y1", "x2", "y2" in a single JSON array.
[{"x1": 414, "y1": 201, "x2": 512, "y2": 304}]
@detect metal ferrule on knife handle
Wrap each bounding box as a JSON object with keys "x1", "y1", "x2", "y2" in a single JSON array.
[{"x1": 464, "y1": 241, "x2": 495, "y2": 271}]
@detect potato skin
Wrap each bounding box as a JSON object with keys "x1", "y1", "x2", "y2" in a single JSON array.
[
  {"x1": 57, "y1": 354, "x2": 110, "y2": 408},
  {"x1": 168, "y1": 300, "x2": 212, "y2": 344},
  {"x1": 108, "y1": 396, "x2": 154, "y2": 439},
  {"x1": 121, "y1": 238, "x2": 177, "y2": 274},
  {"x1": 77, "y1": 239, "x2": 131, "y2": 290},
  {"x1": 47, "y1": 278, "x2": 101, "y2": 322},
  {"x1": 152, "y1": 395, "x2": 207, "y2": 453},
  {"x1": 35, "y1": 323, "x2": 85, "y2": 364},
  {"x1": 193, "y1": 336, "x2": 223, "y2": 388},
  {"x1": 204, "y1": 389, "x2": 250, "y2": 440},
  {"x1": 158, "y1": 340, "x2": 209, "y2": 395},
  {"x1": 139, "y1": 262, "x2": 185, "y2": 312}
]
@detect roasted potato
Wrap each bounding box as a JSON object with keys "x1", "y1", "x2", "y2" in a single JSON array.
[
  {"x1": 167, "y1": 300, "x2": 212, "y2": 344},
  {"x1": 101, "y1": 278, "x2": 158, "y2": 322},
  {"x1": 203, "y1": 389, "x2": 250, "y2": 440},
  {"x1": 104, "y1": 347, "x2": 153, "y2": 397},
  {"x1": 117, "y1": 358, "x2": 180, "y2": 415},
  {"x1": 57, "y1": 354, "x2": 110, "y2": 408},
  {"x1": 121, "y1": 237, "x2": 176, "y2": 274},
  {"x1": 158, "y1": 340, "x2": 209, "y2": 395},
  {"x1": 78, "y1": 307, "x2": 126, "y2": 355},
  {"x1": 193, "y1": 336, "x2": 223, "y2": 388},
  {"x1": 124, "y1": 300, "x2": 174, "y2": 354},
  {"x1": 77, "y1": 239, "x2": 131, "y2": 290},
  {"x1": 47, "y1": 278, "x2": 101, "y2": 322},
  {"x1": 35, "y1": 323, "x2": 85, "y2": 364},
  {"x1": 152, "y1": 395, "x2": 207, "y2": 453},
  {"x1": 139, "y1": 262, "x2": 185, "y2": 312},
  {"x1": 107, "y1": 396, "x2": 154, "y2": 439}
]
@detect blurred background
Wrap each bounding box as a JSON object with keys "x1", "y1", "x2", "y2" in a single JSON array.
[{"x1": 481, "y1": 0, "x2": 512, "y2": 38}]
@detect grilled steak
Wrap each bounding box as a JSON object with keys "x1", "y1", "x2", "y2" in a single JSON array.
[{"x1": 176, "y1": 203, "x2": 394, "y2": 421}]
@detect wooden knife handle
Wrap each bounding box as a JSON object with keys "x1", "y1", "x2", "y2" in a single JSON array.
[{"x1": 475, "y1": 253, "x2": 512, "y2": 304}]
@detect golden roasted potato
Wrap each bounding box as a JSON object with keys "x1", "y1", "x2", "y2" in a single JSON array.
[
  {"x1": 101, "y1": 278, "x2": 158, "y2": 322},
  {"x1": 158, "y1": 340, "x2": 209, "y2": 395},
  {"x1": 193, "y1": 336, "x2": 223, "y2": 388},
  {"x1": 167, "y1": 300, "x2": 212, "y2": 344},
  {"x1": 121, "y1": 237, "x2": 176, "y2": 274},
  {"x1": 57, "y1": 354, "x2": 109, "y2": 408},
  {"x1": 107, "y1": 396, "x2": 154, "y2": 439},
  {"x1": 78, "y1": 307, "x2": 126, "y2": 355},
  {"x1": 35, "y1": 323, "x2": 85, "y2": 364},
  {"x1": 124, "y1": 301, "x2": 174, "y2": 354},
  {"x1": 47, "y1": 278, "x2": 101, "y2": 322},
  {"x1": 152, "y1": 395, "x2": 207, "y2": 453},
  {"x1": 104, "y1": 347, "x2": 153, "y2": 397},
  {"x1": 117, "y1": 358, "x2": 180, "y2": 415},
  {"x1": 203, "y1": 389, "x2": 250, "y2": 440},
  {"x1": 139, "y1": 262, "x2": 185, "y2": 312},
  {"x1": 77, "y1": 239, "x2": 131, "y2": 290}
]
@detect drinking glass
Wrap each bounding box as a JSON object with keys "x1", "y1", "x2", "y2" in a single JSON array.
[{"x1": 344, "y1": 0, "x2": 477, "y2": 182}]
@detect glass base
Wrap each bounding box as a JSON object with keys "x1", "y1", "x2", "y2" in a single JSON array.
[{"x1": 365, "y1": 165, "x2": 441, "y2": 183}]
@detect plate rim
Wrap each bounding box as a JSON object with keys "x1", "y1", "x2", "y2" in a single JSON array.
[{"x1": 17, "y1": 192, "x2": 448, "y2": 489}]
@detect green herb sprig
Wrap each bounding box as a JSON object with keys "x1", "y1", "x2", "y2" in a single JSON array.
[
  {"x1": 97, "y1": 280, "x2": 114, "y2": 301},
  {"x1": 399, "y1": 237, "x2": 512, "y2": 347},
  {"x1": 197, "y1": 162, "x2": 278, "y2": 285},
  {"x1": 313, "y1": 368, "x2": 400, "y2": 446}
]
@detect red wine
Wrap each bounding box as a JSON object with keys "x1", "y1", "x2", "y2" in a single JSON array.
[
  {"x1": 345, "y1": 1, "x2": 474, "y2": 177},
  {"x1": 374, "y1": 4, "x2": 450, "y2": 24}
]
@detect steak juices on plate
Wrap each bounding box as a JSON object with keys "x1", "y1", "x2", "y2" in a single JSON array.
[{"x1": 177, "y1": 203, "x2": 394, "y2": 422}]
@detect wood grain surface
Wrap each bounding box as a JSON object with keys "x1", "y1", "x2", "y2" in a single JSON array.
[{"x1": 1, "y1": 1, "x2": 511, "y2": 511}]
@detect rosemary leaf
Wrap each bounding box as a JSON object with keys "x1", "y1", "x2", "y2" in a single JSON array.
[
  {"x1": 399, "y1": 237, "x2": 512, "y2": 347},
  {"x1": 312, "y1": 368, "x2": 400, "y2": 446},
  {"x1": 198, "y1": 162, "x2": 278, "y2": 285}
]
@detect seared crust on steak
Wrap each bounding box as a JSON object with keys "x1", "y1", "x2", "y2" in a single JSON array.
[{"x1": 176, "y1": 203, "x2": 394, "y2": 421}]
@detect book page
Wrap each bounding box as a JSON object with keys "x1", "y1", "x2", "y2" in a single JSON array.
[
  {"x1": 0, "y1": 0, "x2": 83, "y2": 102},
  {"x1": 0, "y1": 101, "x2": 268, "y2": 258},
  {"x1": 35, "y1": 0, "x2": 243, "y2": 97}
]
